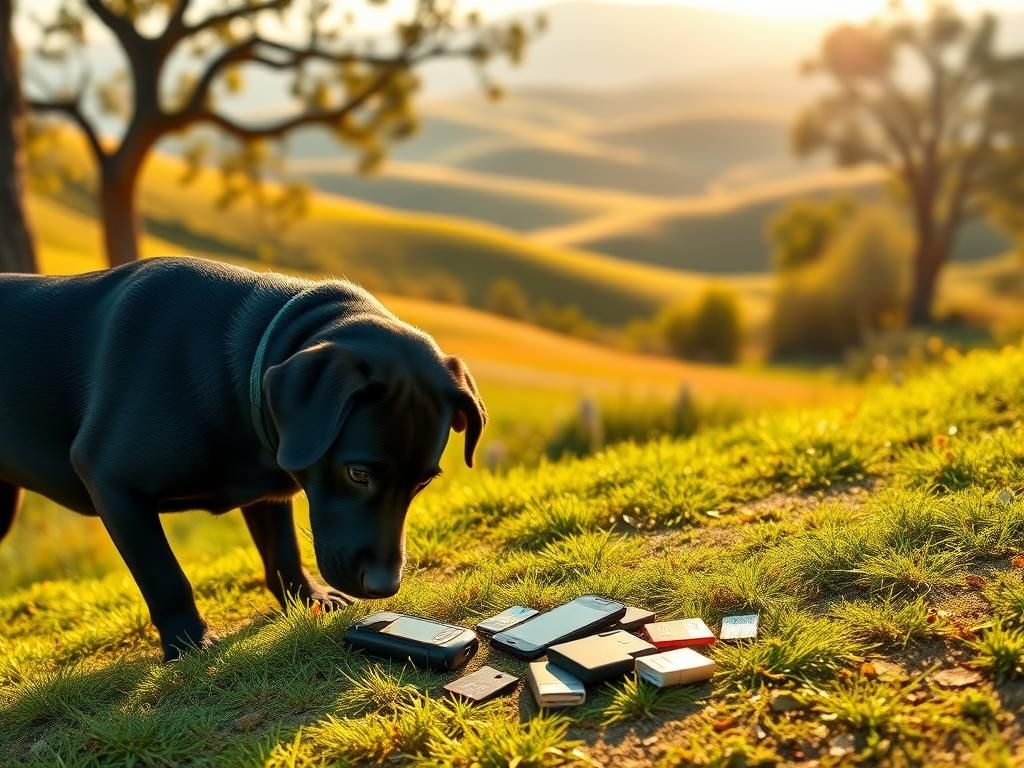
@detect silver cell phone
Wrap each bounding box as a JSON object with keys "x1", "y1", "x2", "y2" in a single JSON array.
[
  {"x1": 490, "y1": 595, "x2": 626, "y2": 659},
  {"x1": 527, "y1": 661, "x2": 586, "y2": 708},
  {"x1": 475, "y1": 606, "x2": 539, "y2": 637}
]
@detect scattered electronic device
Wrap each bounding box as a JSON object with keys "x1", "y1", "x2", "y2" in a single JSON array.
[
  {"x1": 643, "y1": 618, "x2": 716, "y2": 649},
  {"x1": 527, "y1": 661, "x2": 587, "y2": 708},
  {"x1": 547, "y1": 630, "x2": 658, "y2": 684},
  {"x1": 443, "y1": 665, "x2": 520, "y2": 703},
  {"x1": 636, "y1": 647, "x2": 716, "y2": 688},
  {"x1": 720, "y1": 613, "x2": 759, "y2": 641},
  {"x1": 344, "y1": 612, "x2": 479, "y2": 671},
  {"x1": 608, "y1": 605, "x2": 656, "y2": 633},
  {"x1": 490, "y1": 595, "x2": 626, "y2": 659},
  {"x1": 475, "y1": 606, "x2": 539, "y2": 637}
]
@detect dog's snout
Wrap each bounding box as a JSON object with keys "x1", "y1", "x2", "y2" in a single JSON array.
[{"x1": 359, "y1": 563, "x2": 402, "y2": 599}]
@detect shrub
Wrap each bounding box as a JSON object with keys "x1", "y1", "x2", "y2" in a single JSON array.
[
  {"x1": 768, "y1": 194, "x2": 859, "y2": 271},
  {"x1": 772, "y1": 206, "x2": 912, "y2": 357},
  {"x1": 657, "y1": 287, "x2": 743, "y2": 363},
  {"x1": 486, "y1": 278, "x2": 531, "y2": 320}
]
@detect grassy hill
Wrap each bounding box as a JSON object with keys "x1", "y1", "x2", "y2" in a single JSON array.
[
  {"x1": 535, "y1": 169, "x2": 1015, "y2": 273},
  {"x1": 2, "y1": 342, "x2": 1023, "y2": 765},
  {"x1": 38, "y1": 136, "x2": 769, "y2": 327}
]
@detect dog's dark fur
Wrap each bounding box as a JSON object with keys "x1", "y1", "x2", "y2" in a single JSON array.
[{"x1": 0, "y1": 257, "x2": 485, "y2": 659}]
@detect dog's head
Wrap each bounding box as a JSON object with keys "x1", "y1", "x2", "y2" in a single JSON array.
[{"x1": 262, "y1": 316, "x2": 485, "y2": 599}]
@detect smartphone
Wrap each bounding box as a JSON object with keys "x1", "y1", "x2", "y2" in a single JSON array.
[
  {"x1": 546, "y1": 629, "x2": 658, "y2": 684},
  {"x1": 444, "y1": 665, "x2": 520, "y2": 704},
  {"x1": 344, "y1": 611, "x2": 479, "y2": 671},
  {"x1": 636, "y1": 648, "x2": 716, "y2": 688},
  {"x1": 475, "y1": 606, "x2": 539, "y2": 637},
  {"x1": 608, "y1": 605, "x2": 656, "y2": 633},
  {"x1": 490, "y1": 595, "x2": 626, "y2": 659},
  {"x1": 527, "y1": 661, "x2": 586, "y2": 708}
]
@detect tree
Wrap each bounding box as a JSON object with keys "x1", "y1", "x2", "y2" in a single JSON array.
[
  {"x1": 21, "y1": 1, "x2": 535, "y2": 266},
  {"x1": 0, "y1": 0, "x2": 36, "y2": 273},
  {"x1": 768, "y1": 195, "x2": 857, "y2": 272},
  {"x1": 794, "y1": 2, "x2": 1024, "y2": 325}
]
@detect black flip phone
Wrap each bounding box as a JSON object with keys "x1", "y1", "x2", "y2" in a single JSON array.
[
  {"x1": 490, "y1": 595, "x2": 626, "y2": 660},
  {"x1": 345, "y1": 612, "x2": 479, "y2": 671}
]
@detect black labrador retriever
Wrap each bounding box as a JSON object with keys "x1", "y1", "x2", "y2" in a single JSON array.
[{"x1": 0, "y1": 257, "x2": 486, "y2": 660}]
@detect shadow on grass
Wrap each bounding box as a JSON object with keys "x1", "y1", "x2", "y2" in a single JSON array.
[{"x1": 0, "y1": 606, "x2": 397, "y2": 766}]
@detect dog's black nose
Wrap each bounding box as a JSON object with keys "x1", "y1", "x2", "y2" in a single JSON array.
[{"x1": 360, "y1": 565, "x2": 401, "y2": 598}]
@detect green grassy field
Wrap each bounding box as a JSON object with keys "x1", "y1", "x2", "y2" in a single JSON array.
[{"x1": 2, "y1": 342, "x2": 1023, "y2": 766}]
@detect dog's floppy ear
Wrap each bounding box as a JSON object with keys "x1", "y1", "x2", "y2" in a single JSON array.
[
  {"x1": 264, "y1": 342, "x2": 370, "y2": 472},
  {"x1": 445, "y1": 356, "x2": 487, "y2": 468}
]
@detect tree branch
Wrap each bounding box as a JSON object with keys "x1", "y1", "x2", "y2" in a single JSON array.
[
  {"x1": 162, "y1": 0, "x2": 192, "y2": 44},
  {"x1": 84, "y1": 0, "x2": 140, "y2": 50},
  {"x1": 185, "y1": 60, "x2": 401, "y2": 141},
  {"x1": 168, "y1": 37, "x2": 479, "y2": 132},
  {"x1": 179, "y1": 0, "x2": 288, "y2": 42},
  {"x1": 27, "y1": 96, "x2": 106, "y2": 161}
]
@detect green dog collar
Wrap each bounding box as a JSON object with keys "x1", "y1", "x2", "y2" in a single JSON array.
[{"x1": 248, "y1": 288, "x2": 320, "y2": 453}]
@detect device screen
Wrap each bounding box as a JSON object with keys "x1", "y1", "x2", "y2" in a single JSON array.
[
  {"x1": 502, "y1": 598, "x2": 615, "y2": 646},
  {"x1": 380, "y1": 616, "x2": 462, "y2": 645}
]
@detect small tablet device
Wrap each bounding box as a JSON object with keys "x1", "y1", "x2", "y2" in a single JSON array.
[
  {"x1": 643, "y1": 618, "x2": 716, "y2": 649},
  {"x1": 720, "y1": 613, "x2": 759, "y2": 641},
  {"x1": 527, "y1": 661, "x2": 586, "y2": 708},
  {"x1": 344, "y1": 612, "x2": 479, "y2": 671},
  {"x1": 444, "y1": 665, "x2": 520, "y2": 703},
  {"x1": 491, "y1": 595, "x2": 626, "y2": 660},
  {"x1": 636, "y1": 647, "x2": 716, "y2": 688},
  {"x1": 547, "y1": 630, "x2": 658, "y2": 684},
  {"x1": 475, "y1": 606, "x2": 539, "y2": 637},
  {"x1": 609, "y1": 605, "x2": 656, "y2": 633}
]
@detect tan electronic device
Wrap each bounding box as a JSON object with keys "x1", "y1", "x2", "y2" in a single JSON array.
[
  {"x1": 635, "y1": 647, "x2": 716, "y2": 688},
  {"x1": 527, "y1": 661, "x2": 586, "y2": 708}
]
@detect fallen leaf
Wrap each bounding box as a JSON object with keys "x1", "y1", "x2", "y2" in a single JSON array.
[
  {"x1": 860, "y1": 662, "x2": 878, "y2": 680},
  {"x1": 235, "y1": 712, "x2": 265, "y2": 732},
  {"x1": 905, "y1": 691, "x2": 929, "y2": 705},
  {"x1": 310, "y1": 601, "x2": 323, "y2": 617},
  {"x1": 965, "y1": 575, "x2": 987, "y2": 589},
  {"x1": 770, "y1": 690, "x2": 803, "y2": 713},
  {"x1": 929, "y1": 667, "x2": 982, "y2": 689},
  {"x1": 712, "y1": 716, "x2": 738, "y2": 733},
  {"x1": 1011, "y1": 555, "x2": 1024, "y2": 569},
  {"x1": 870, "y1": 660, "x2": 905, "y2": 680},
  {"x1": 998, "y1": 488, "x2": 1015, "y2": 506}
]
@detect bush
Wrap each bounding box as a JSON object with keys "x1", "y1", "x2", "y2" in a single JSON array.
[
  {"x1": 485, "y1": 278, "x2": 531, "y2": 320},
  {"x1": 657, "y1": 287, "x2": 743, "y2": 363},
  {"x1": 772, "y1": 206, "x2": 911, "y2": 357},
  {"x1": 769, "y1": 195, "x2": 859, "y2": 272}
]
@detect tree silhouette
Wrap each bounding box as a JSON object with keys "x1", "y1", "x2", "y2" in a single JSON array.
[
  {"x1": 0, "y1": 0, "x2": 35, "y2": 273},
  {"x1": 795, "y1": 2, "x2": 1024, "y2": 324},
  {"x1": 22, "y1": 0, "x2": 535, "y2": 267}
]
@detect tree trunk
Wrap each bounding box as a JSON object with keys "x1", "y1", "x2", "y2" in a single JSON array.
[
  {"x1": 99, "y1": 159, "x2": 143, "y2": 266},
  {"x1": 908, "y1": 236, "x2": 946, "y2": 327},
  {"x1": 0, "y1": 0, "x2": 37, "y2": 274}
]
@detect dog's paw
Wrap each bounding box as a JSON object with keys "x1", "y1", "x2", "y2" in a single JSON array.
[
  {"x1": 159, "y1": 616, "x2": 220, "y2": 662},
  {"x1": 303, "y1": 581, "x2": 354, "y2": 611}
]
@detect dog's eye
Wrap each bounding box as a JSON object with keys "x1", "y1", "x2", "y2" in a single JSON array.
[{"x1": 347, "y1": 467, "x2": 371, "y2": 486}]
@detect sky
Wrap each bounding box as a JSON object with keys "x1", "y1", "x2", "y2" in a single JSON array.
[{"x1": 461, "y1": 0, "x2": 1023, "y2": 21}]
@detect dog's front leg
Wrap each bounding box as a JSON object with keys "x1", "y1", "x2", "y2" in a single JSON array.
[
  {"x1": 242, "y1": 499, "x2": 351, "y2": 610},
  {"x1": 78, "y1": 476, "x2": 215, "y2": 661}
]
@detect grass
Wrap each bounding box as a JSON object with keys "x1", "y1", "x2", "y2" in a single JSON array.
[{"x1": 3, "y1": 338, "x2": 1024, "y2": 764}]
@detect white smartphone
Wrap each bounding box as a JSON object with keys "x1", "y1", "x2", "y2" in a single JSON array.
[{"x1": 490, "y1": 595, "x2": 625, "y2": 659}]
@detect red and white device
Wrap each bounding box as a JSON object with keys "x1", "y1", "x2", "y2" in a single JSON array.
[{"x1": 642, "y1": 618, "x2": 716, "y2": 649}]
